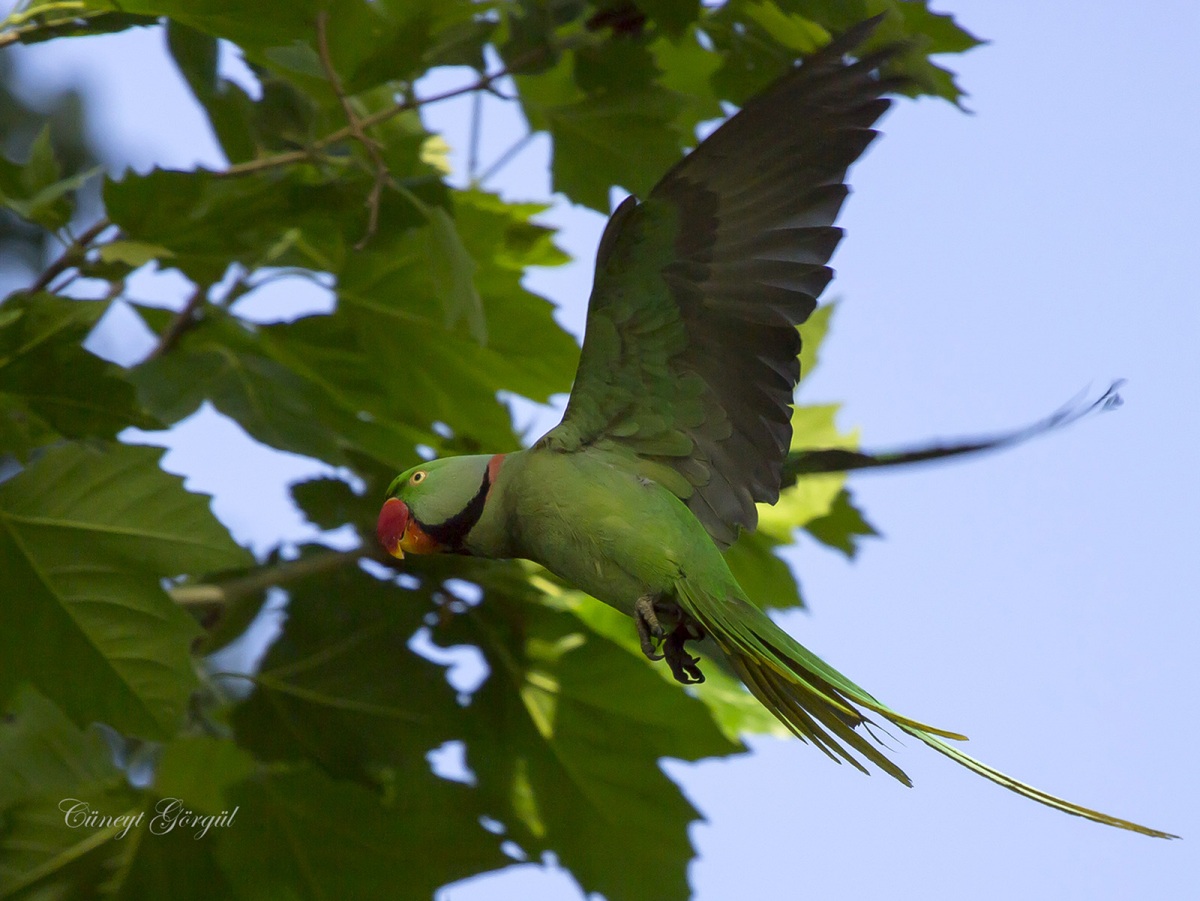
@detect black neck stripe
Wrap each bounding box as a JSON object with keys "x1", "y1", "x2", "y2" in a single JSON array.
[{"x1": 421, "y1": 464, "x2": 492, "y2": 552}]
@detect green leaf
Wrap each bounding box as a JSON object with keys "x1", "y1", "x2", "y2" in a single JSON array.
[
  {"x1": 513, "y1": 53, "x2": 584, "y2": 134},
  {"x1": 112, "y1": 0, "x2": 324, "y2": 66},
  {"x1": 129, "y1": 304, "x2": 432, "y2": 467},
  {"x1": 0, "y1": 8, "x2": 158, "y2": 47},
  {"x1": 742, "y1": 0, "x2": 828, "y2": 53},
  {"x1": 724, "y1": 528, "x2": 804, "y2": 611},
  {"x1": 637, "y1": 0, "x2": 702, "y2": 37},
  {"x1": 104, "y1": 168, "x2": 363, "y2": 281},
  {"x1": 798, "y1": 300, "x2": 833, "y2": 383},
  {"x1": 0, "y1": 684, "x2": 124, "y2": 811},
  {"x1": 166, "y1": 19, "x2": 258, "y2": 164},
  {"x1": 341, "y1": 1, "x2": 488, "y2": 93},
  {"x1": 0, "y1": 784, "x2": 140, "y2": 900},
  {"x1": 539, "y1": 84, "x2": 688, "y2": 210},
  {"x1": 573, "y1": 36, "x2": 659, "y2": 94},
  {"x1": 97, "y1": 240, "x2": 174, "y2": 268},
  {"x1": 220, "y1": 559, "x2": 509, "y2": 895},
  {"x1": 537, "y1": 573, "x2": 788, "y2": 740},
  {"x1": 894, "y1": 0, "x2": 984, "y2": 55},
  {"x1": 0, "y1": 295, "x2": 159, "y2": 456},
  {"x1": 756, "y1": 404, "x2": 855, "y2": 539},
  {"x1": 0, "y1": 442, "x2": 251, "y2": 737},
  {"x1": 229, "y1": 557, "x2": 464, "y2": 783},
  {"x1": 0, "y1": 395, "x2": 57, "y2": 463},
  {"x1": 650, "y1": 27, "x2": 724, "y2": 133},
  {"x1": 261, "y1": 39, "x2": 324, "y2": 79},
  {"x1": 864, "y1": 1, "x2": 983, "y2": 106},
  {"x1": 443, "y1": 589, "x2": 739, "y2": 901},
  {"x1": 114, "y1": 0, "x2": 485, "y2": 101},
  {"x1": 498, "y1": 1, "x2": 574, "y2": 78},
  {"x1": 0, "y1": 125, "x2": 98, "y2": 230},
  {"x1": 130, "y1": 306, "x2": 354, "y2": 461},
  {"x1": 0, "y1": 699, "x2": 237, "y2": 899},
  {"x1": 397, "y1": 187, "x2": 487, "y2": 343},
  {"x1": 290, "y1": 477, "x2": 363, "y2": 532},
  {"x1": 155, "y1": 735, "x2": 257, "y2": 815},
  {"x1": 699, "y1": 0, "x2": 982, "y2": 107},
  {"x1": 111, "y1": 814, "x2": 235, "y2": 901},
  {"x1": 803, "y1": 486, "x2": 878, "y2": 558},
  {"x1": 23, "y1": 125, "x2": 62, "y2": 197},
  {"x1": 0, "y1": 684, "x2": 139, "y2": 899},
  {"x1": 337, "y1": 189, "x2": 578, "y2": 451},
  {"x1": 427, "y1": 204, "x2": 487, "y2": 342},
  {"x1": 704, "y1": 0, "x2": 802, "y2": 105},
  {"x1": 214, "y1": 764, "x2": 506, "y2": 900}
]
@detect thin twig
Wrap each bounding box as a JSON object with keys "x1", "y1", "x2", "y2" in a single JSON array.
[
  {"x1": 0, "y1": 3, "x2": 87, "y2": 50},
  {"x1": 468, "y1": 87, "x2": 483, "y2": 181},
  {"x1": 217, "y1": 148, "x2": 313, "y2": 178},
  {"x1": 783, "y1": 382, "x2": 1128, "y2": 480},
  {"x1": 477, "y1": 131, "x2": 536, "y2": 186},
  {"x1": 214, "y1": 48, "x2": 545, "y2": 181},
  {"x1": 0, "y1": 28, "x2": 28, "y2": 49},
  {"x1": 146, "y1": 283, "x2": 206, "y2": 360},
  {"x1": 25, "y1": 216, "x2": 112, "y2": 294},
  {"x1": 168, "y1": 548, "x2": 366, "y2": 607},
  {"x1": 315, "y1": 10, "x2": 389, "y2": 249}
]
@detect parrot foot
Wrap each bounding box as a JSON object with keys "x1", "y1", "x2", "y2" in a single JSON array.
[
  {"x1": 663, "y1": 620, "x2": 706, "y2": 685},
  {"x1": 633, "y1": 596, "x2": 707, "y2": 685},
  {"x1": 634, "y1": 595, "x2": 665, "y2": 661}
]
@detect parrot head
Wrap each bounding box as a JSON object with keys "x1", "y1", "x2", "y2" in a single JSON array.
[{"x1": 377, "y1": 454, "x2": 502, "y2": 558}]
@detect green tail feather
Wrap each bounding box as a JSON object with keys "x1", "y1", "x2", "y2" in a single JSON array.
[
  {"x1": 675, "y1": 580, "x2": 1177, "y2": 838},
  {"x1": 901, "y1": 726, "x2": 1178, "y2": 839}
]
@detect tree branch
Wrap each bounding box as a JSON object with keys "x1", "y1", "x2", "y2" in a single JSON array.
[
  {"x1": 315, "y1": 10, "x2": 389, "y2": 249},
  {"x1": 170, "y1": 548, "x2": 366, "y2": 607},
  {"x1": 25, "y1": 216, "x2": 112, "y2": 295},
  {"x1": 477, "y1": 132, "x2": 536, "y2": 185},
  {"x1": 214, "y1": 49, "x2": 544, "y2": 181},
  {"x1": 0, "y1": 3, "x2": 88, "y2": 50},
  {"x1": 468, "y1": 87, "x2": 483, "y2": 182},
  {"x1": 145, "y1": 283, "x2": 206, "y2": 360},
  {"x1": 783, "y1": 382, "x2": 1126, "y2": 481}
]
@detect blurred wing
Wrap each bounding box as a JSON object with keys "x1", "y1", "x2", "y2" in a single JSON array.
[{"x1": 539, "y1": 20, "x2": 904, "y2": 547}]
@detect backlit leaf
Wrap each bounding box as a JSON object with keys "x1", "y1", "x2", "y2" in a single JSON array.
[{"x1": 0, "y1": 443, "x2": 250, "y2": 737}]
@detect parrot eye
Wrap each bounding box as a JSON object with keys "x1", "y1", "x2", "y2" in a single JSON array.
[{"x1": 410, "y1": 471, "x2": 427, "y2": 485}]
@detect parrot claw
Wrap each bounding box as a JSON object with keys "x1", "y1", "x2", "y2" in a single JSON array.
[
  {"x1": 634, "y1": 596, "x2": 707, "y2": 684},
  {"x1": 663, "y1": 621, "x2": 706, "y2": 684}
]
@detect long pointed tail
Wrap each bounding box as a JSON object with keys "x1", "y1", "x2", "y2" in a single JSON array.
[{"x1": 678, "y1": 582, "x2": 1177, "y2": 838}]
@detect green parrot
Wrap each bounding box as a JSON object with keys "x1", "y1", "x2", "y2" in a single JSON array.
[{"x1": 377, "y1": 21, "x2": 1174, "y2": 838}]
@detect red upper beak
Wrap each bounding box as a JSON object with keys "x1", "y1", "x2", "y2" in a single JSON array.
[{"x1": 377, "y1": 497, "x2": 410, "y2": 558}]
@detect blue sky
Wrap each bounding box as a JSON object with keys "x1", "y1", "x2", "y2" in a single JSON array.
[{"x1": 8, "y1": 2, "x2": 1197, "y2": 898}]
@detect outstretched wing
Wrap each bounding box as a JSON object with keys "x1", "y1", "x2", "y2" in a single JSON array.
[{"x1": 538, "y1": 20, "x2": 904, "y2": 547}]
